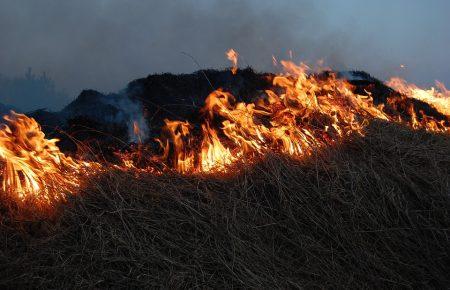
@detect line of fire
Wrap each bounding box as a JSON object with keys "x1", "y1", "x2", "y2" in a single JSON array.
[{"x1": 0, "y1": 50, "x2": 449, "y2": 212}]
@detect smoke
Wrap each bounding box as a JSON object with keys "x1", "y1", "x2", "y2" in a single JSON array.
[
  {"x1": 0, "y1": 69, "x2": 67, "y2": 112},
  {"x1": 0, "y1": 0, "x2": 449, "y2": 111},
  {"x1": 102, "y1": 94, "x2": 149, "y2": 143},
  {"x1": 61, "y1": 88, "x2": 149, "y2": 142}
]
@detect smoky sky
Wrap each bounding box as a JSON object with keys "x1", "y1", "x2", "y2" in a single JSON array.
[{"x1": 0, "y1": 0, "x2": 449, "y2": 110}]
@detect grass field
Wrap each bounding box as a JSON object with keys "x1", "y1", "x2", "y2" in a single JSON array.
[{"x1": 0, "y1": 121, "x2": 449, "y2": 288}]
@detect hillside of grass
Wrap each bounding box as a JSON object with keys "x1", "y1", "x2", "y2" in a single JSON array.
[{"x1": 0, "y1": 121, "x2": 449, "y2": 288}]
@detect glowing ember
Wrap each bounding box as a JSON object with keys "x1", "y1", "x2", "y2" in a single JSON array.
[{"x1": 226, "y1": 48, "x2": 239, "y2": 74}]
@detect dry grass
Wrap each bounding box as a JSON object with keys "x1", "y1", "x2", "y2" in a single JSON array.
[{"x1": 0, "y1": 121, "x2": 449, "y2": 288}]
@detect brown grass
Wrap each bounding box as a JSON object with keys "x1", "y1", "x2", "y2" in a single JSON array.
[{"x1": 0, "y1": 121, "x2": 449, "y2": 288}]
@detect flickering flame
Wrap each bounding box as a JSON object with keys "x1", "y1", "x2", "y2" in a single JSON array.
[
  {"x1": 387, "y1": 77, "x2": 450, "y2": 116},
  {"x1": 155, "y1": 50, "x2": 449, "y2": 173},
  {"x1": 1, "y1": 50, "x2": 449, "y2": 211},
  {"x1": 0, "y1": 112, "x2": 87, "y2": 208},
  {"x1": 133, "y1": 120, "x2": 142, "y2": 144},
  {"x1": 226, "y1": 48, "x2": 239, "y2": 74}
]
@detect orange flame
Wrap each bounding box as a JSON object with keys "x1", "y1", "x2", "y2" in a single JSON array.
[
  {"x1": 387, "y1": 77, "x2": 450, "y2": 117},
  {"x1": 0, "y1": 112, "x2": 88, "y2": 208},
  {"x1": 156, "y1": 52, "x2": 448, "y2": 174},
  {"x1": 156, "y1": 60, "x2": 412, "y2": 173},
  {"x1": 226, "y1": 48, "x2": 239, "y2": 75},
  {"x1": 2, "y1": 51, "x2": 449, "y2": 211},
  {"x1": 133, "y1": 120, "x2": 143, "y2": 144}
]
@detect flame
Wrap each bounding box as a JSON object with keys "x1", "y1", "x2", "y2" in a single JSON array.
[
  {"x1": 200, "y1": 122, "x2": 236, "y2": 172},
  {"x1": 226, "y1": 48, "x2": 239, "y2": 75},
  {"x1": 0, "y1": 112, "x2": 87, "y2": 208},
  {"x1": 387, "y1": 77, "x2": 450, "y2": 116},
  {"x1": 2, "y1": 50, "x2": 449, "y2": 211},
  {"x1": 155, "y1": 51, "x2": 448, "y2": 173},
  {"x1": 133, "y1": 120, "x2": 143, "y2": 144},
  {"x1": 156, "y1": 119, "x2": 195, "y2": 173},
  {"x1": 157, "y1": 59, "x2": 413, "y2": 173}
]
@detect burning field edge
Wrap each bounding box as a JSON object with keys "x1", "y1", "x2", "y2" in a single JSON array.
[
  {"x1": 1, "y1": 55, "x2": 449, "y2": 213},
  {"x1": 0, "y1": 120, "x2": 449, "y2": 288},
  {"x1": 0, "y1": 51, "x2": 449, "y2": 287}
]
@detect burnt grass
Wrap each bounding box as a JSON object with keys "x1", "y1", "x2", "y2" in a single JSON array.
[{"x1": 0, "y1": 121, "x2": 449, "y2": 288}]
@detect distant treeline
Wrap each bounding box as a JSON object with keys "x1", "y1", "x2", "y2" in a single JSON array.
[{"x1": 0, "y1": 68, "x2": 67, "y2": 112}]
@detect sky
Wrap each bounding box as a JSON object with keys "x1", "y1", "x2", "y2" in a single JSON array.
[{"x1": 0, "y1": 0, "x2": 449, "y2": 110}]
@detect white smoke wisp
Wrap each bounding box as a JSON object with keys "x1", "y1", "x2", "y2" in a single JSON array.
[{"x1": 103, "y1": 95, "x2": 149, "y2": 143}]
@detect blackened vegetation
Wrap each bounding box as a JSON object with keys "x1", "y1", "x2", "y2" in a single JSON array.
[
  {"x1": 27, "y1": 68, "x2": 272, "y2": 158},
  {"x1": 127, "y1": 68, "x2": 272, "y2": 129},
  {"x1": 0, "y1": 121, "x2": 449, "y2": 288},
  {"x1": 348, "y1": 71, "x2": 447, "y2": 122},
  {"x1": 28, "y1": 68, "x2": 448, "y2": 160},
  {"x1": 0, "y1": 70, "x2": 449, "y2": 288}
]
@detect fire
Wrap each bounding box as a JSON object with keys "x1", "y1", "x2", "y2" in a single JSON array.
[
  {"x1": 226, "y1": 48, "x2": 239, "y2": 74},
  {"x1": 155, "y1": 51, "x2": 449, "y2": 173},
  {"x1": 133, "y1": 120, "x2": 143, "y2": 144},
  {"x1": 1, "y1": 49, "x2": 449, "y2": 211},
  {"x1": 0, "y1": 112, "x2": 89, "y2": 208},
  {"x1": 154, "y1": 119, "x2": 193, "y2": 173},
  {"x1": 156, "y1": 60, "x2": 390, "y2": 173},
  {"x1": 387, "y1": 77, "x2": 450, "y2": 116}
]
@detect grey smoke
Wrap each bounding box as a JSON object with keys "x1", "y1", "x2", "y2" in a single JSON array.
[
  {"x1": 61, "y1": 90, "x2": 149, "y2": 142},
  {"x1": 103, "y1": 94, "x2": 149, "y2": 143},
  {"x1": 0, "y1": 0, "x2": 449, "y2": 111}
]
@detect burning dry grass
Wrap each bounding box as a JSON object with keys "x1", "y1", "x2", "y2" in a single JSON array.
[{"x1": 0, "y1": 121, "x2": 448, "y2": 288}]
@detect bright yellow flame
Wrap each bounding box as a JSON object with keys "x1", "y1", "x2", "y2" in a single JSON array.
[
  {"x1": 387, "y1": 77, "x2": 450, "y2": 117},
  {"x1": 157, "y1": 59, "x2": 448, "y2": 174},
  {"x1": 0, "y1": 112, "x2": 88, "y2": 207},
  {"x1": 2, "y1": 51, "x2": 449, "y2": 207}
]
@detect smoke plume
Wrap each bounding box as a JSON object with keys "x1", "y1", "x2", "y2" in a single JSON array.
[{"x1": 0, "y1": 0, "x2": 449, "y2": 110}]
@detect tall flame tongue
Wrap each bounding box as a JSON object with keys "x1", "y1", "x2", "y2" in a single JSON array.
[
  {"x1": 226, "y1": 48, "x2": 239, "y2": 75},
  {"x1": 0, "y1": 111, "x2": 83, "y2": 208},
  {"x1": 2, "y1": 49, "x2": 450, "y2": 203},
  {"x1": 387, "y1": 77, "x2": 450, "y2": 116},
  {"x1": 157, "y1": 60, "x2": 395, "y2": 173},
  {"x1": 155, "y1": 52, "x2": 449, "y2": 174}
]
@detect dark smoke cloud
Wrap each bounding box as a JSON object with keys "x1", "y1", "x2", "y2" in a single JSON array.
[{"x1": 0, "y1": 0, "x2": 449, "y2": 110}]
